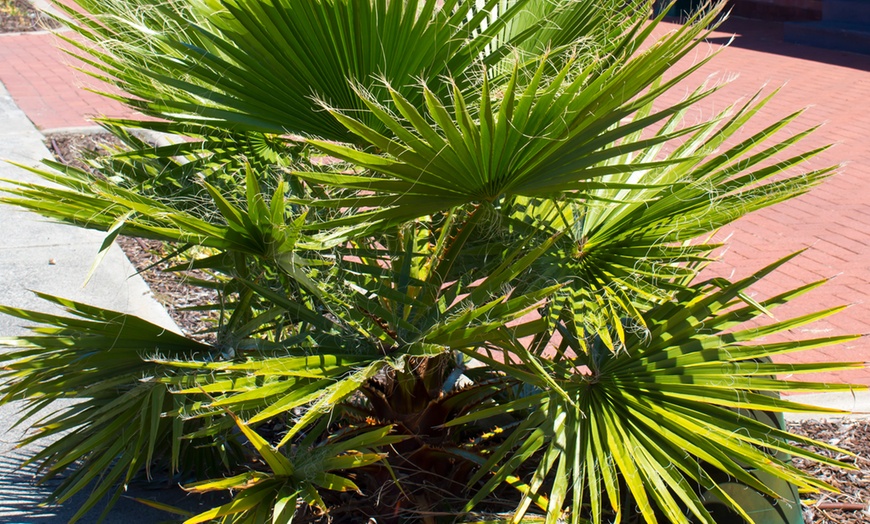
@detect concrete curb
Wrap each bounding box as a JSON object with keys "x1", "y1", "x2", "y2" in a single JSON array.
[
  {"x1": 41, "y1": 124, "x2": 107, "y2": 135},
  {"x1": 31, "y1": 0, "x2": 72, "y2": 27},
  {"x1": 784, "y1": 391, "x2": 870, "y2": 420}
]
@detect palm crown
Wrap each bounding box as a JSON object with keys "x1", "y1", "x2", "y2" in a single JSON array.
[{"x1": 0, "y1": 1, "x2": 865, "y2": 523}]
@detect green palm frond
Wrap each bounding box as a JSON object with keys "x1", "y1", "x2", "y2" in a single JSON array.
[
  {"x1": 453, "y1": 254, "x2": 865, "y2": 523},
  {"x1": 161, "y1": 351, "x2": 388, "y2": 447},
  {"x1": 55, "y1": 0, "x2": 641, "y2": 143},
  {"x1": 1, "y1": 161, "x2": 311, "y2": 258},
  {"x1": 182, "y1": 422, "x2": 404, "y2": 523},
  {"x1": 0, "y1": 295, "x2": 217, "y2": 523},
  {"x1": 507, "y1": 88, "x2": 835, "y2": 350},
  {"x1": 295, "y1": 7, "x2": 729, "y2": 237},
  {"x1": 92, "y1": 123, "x2": 298, "y2": 205}
]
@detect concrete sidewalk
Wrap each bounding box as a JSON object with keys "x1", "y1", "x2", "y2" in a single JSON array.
[{"x1": 0, "y1": 85, "x2": 174, "y2": 335}]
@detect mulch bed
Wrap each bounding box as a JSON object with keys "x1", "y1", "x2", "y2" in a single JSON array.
[
  {"x1": 790, "y1": 419, "x2": 870, "y2": 523},
  {"x1": 0, "y1": 0, "x2": 61, "y2": 33},
  {"x1": 45, "y1": 132, "x2": 121, "y2": 172},
  {"x1": 44, "y1": 131, "x2": 870, "y2": 523}
]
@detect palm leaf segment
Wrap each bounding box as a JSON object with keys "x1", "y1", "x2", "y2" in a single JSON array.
[
  {"x1": 2, "y1": 159, "x2": 307, "y2": 258},
  {"x1": 0, "y1": 295, "x2": 213, "y2": 523},
  {"x1": 509, "y1": 87, "x2": 834, "y2": 350},
  {"x1": 299, "y1": 13, "x2": 720, "y2": 227},
  {"x1": 454, "y1": 254, "x2": 865, "y2": 523},
  {"x1": 95, "y1": 122, "x2": 297, "y2": 208},
  {"x1": 54, "y1": 0, "x2": 642, "y2": 143},
  {"x1": 300, "y1": 5, "x2": 834, "y2": 349},
  {"x1": 181, "y1": 421, "x2": 406, "y2": 524}
]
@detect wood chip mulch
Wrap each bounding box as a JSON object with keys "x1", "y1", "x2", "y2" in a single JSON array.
[
  {"x1": 789, "y1": 419, "x2": 870, "y2": 523},
  {"x1": 0, "y1": 0, "x2": 60, "y2": 33}
]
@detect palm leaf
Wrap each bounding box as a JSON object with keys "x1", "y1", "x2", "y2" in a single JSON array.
[
  {"x1": 0, "y1": 295, "x2": 215, "y2": 522},
  {"x1": 56, "y1": 0, "x2": 641, "y2": 144},
  {"x1": 467, "y1": 255, "x2": 865, "y2": 522}
]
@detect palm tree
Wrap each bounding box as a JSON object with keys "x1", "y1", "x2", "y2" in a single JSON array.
[{"x1": 0, "y1": 0, "x2": 864, "y2": 522}]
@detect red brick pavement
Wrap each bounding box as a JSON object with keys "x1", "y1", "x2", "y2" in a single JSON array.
[
  {"x1": 0, "y1": 31, "x2": 136, "y2": 130},
  {"x1": 656, "y1": 18, "x2": 870, "y2": 387},
  {"x1": 0, "y1": 15, "x2": 868, "y2": 385}
]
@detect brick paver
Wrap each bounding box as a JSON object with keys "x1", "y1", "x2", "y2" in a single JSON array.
[
  {"x1": 0, "y1": 31, "x2": 136, "y2": 130},
  {"x1": 0, "y1": 14, "x2": 868, "y2": 385},
  {"x1": 659, "y1": 18, "x2": 870, "y2": 387}
]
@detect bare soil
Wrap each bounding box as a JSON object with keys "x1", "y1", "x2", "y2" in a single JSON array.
[
  {"x1": 0, "y1": 0, "x2": 60, "y2": 32},
  {"x1": 45, "y1": 131, "x2": 870, "y2": 524}
]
